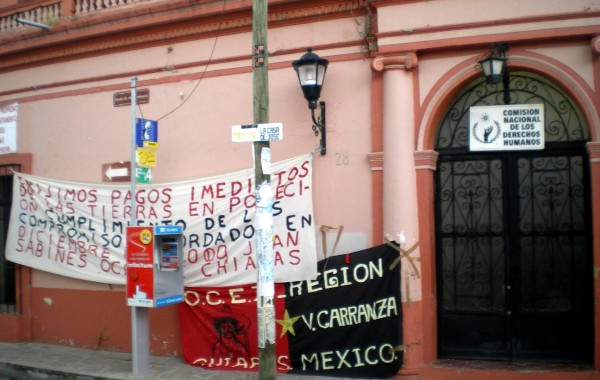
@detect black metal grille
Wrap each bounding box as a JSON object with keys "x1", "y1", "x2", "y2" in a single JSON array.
[
  {"x1": 435, "y1": 72, "x2": 589, "y2": 150},
  {"x1": 518, "y1": 155, "x2": 589, "y2": 313},
  {"x1": 438, "y1": 159, "x2": 505, "y2": 313}
]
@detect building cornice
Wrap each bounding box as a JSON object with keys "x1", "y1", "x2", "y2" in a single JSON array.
[{"x1": 0, "y1": 0, "x2": 366, "y2": 72}]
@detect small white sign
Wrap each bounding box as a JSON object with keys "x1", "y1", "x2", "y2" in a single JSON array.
[
  {"x1": 232, "y1": 123, "x2": 283, "y2": 142},
  {"x1": 0, "y1": 103, "x2": 18, "y2": 154},
  {"x1": 261, "y1": 147, "x2": 272, "y2": 175},
  {"x1": 469, "y1": 104, "x2": 544, "y2": 151}
]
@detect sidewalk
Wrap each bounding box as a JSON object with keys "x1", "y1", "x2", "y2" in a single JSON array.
[
  {"x1": 0, "y1": 342, "x2": 341, "y2": 380},
  {"x1": 3, "y1": 341, "x2": 597, "y2": 380}
]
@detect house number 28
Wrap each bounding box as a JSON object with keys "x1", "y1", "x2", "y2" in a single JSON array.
[{"x1": 335, "y1": 151, "x2": 350, "y2": 166}]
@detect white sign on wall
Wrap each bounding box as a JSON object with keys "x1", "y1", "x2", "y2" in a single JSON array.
[
  {"x1": 469, "y1": 104, "x2": 544, "y2": 151},
  {"x1": 0, "y1": 103, "x2": 18, "y2": 154},
  {"x1": 232, "y1": 123, "x2": 283, "y2": 142}
]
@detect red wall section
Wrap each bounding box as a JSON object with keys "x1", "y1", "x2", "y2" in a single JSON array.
[{"x1": 29, "y1": 288, "x2": 182, "y2": 355}]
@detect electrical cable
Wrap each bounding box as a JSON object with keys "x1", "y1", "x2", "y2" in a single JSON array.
[{"x1": 137, "y1": 0, "x2": 228, "y2": 121}]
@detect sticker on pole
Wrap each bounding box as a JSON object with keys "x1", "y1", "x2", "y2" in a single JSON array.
[
  {"x1": 136, "y1": 167, "x2": 152, "y2": 184},
  {"x1": 232, "y1": 123, "x2": 283, "y2": 142},
  {"x1": 136, "y1": 118, "x2": 158, "y2": 148}
]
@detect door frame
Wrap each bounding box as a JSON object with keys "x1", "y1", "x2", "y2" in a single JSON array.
[
  {"x1": 411, "y1": 50, "x2": 600, "y2": 369},
  {"x1": 0, "y1": 153, "x2": 32, "y2": 343}
]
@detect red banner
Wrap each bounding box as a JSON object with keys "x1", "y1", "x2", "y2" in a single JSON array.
[{"x1": 179, "y1": 283, "x2": 290, "y2": 371}]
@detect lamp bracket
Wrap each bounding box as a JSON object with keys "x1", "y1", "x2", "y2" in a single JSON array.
[
  {"x1": 491, "y1": 42, "x2": 508, "y2": 56},
  {"x1": 310, "y1": 101, "x2": 326, "y2": 155}
]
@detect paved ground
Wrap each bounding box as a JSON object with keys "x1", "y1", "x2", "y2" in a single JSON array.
[{"x1": 0, "y1": 342, "x2": 347, "y2": 380}]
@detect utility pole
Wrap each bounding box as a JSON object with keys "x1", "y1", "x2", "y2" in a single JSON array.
[
  {"x1": 252, "y1": 0, "x2": 276, "y2": 379},
  {"x1": 129, "y1": 76, "x2": 151, "y2": 376}
]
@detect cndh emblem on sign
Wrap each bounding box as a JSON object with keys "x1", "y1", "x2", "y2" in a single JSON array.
[{"x1": 472, "y1": 113, "x2": 501, "y2": 145}]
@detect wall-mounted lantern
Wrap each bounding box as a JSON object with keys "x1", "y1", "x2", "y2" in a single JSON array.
[
  {"x1": 292, "y1": 48, "x2": 329, "y2": 155},
  {"x1": 479, "y1": 43, "x2": 510, "y2": 104}
]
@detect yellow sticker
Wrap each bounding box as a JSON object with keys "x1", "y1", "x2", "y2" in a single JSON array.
[
  {"x1": 140, "y1": 229, "x2": 153, "y2": 245},
  {"x1": 143, "y1": 141, "x2": 158, "y2": 149}
]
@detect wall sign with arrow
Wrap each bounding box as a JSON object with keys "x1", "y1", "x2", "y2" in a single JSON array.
[{"x1": 102, "y1": 161, "x2": 131, "y2": 182}]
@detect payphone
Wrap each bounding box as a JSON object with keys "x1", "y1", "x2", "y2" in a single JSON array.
[{"x1": 126, "y1": 225, "x2": 184, "y2": 307}]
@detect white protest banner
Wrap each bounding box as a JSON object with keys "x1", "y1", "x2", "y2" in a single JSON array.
[{"x1": 6, "y1": 155, "x2": 316, "y2": 286}]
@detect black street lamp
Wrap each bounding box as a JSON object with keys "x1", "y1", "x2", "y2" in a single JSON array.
[
  {"x1": 479, "y1": 43, "x2": 510, "y2": 104},
  {"x1": 292, "y1": 48, "x2": 329, "y2": 155}
]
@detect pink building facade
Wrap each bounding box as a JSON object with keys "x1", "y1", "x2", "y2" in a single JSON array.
[{"x1": 1, "y1": 0, "x2": 599, "y2": 378}]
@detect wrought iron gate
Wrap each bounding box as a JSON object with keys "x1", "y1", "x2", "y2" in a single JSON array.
[{"x1": 434, "y1": 73, "x2": 593, "y2": 362}]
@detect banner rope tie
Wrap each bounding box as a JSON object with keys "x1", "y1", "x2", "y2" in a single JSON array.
[
  {"x1": 386, "y1": 238, "x2": 420, "y2": 278},
  {"x1": 320, "y1": 225, "x2": 344, "y2": 271},
  {"x1": 389, "y1": 341, "x2": 421, "y2": 355}
]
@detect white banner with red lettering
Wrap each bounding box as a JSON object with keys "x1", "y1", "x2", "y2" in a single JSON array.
[{"x1": 6, "y1": 155, "x2": 316, "y2": 286}]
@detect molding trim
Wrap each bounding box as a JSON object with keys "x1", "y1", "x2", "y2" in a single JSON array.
[
  {"x1": 414, "y1": 150, "x2": 438, "y2": 171},
  {"x1": 367, "y1": 151, "x2": 384, "y2": 171},
  {"x1": 371, "y1": 53, "x2": 418, "y2": 72},
  {"x1": 592, "y1": 35, "x2": 600, "y2": 54},
  {"x1": 588, "y1": 141, "x2": 600, "y2": 163}
]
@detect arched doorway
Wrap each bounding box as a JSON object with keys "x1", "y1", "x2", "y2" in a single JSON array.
[{"x1": 434, "y1": 71, "x2": 593, "y2": 363}]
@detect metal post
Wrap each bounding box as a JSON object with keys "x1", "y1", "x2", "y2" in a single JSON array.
[
  {"x1": 130, "y1": 77, "x2": 151, "y2": 376},
  {"x1": 252, "y1": 0, "x2": 276, "y2": 378},
  {"x1": 503, "y1": 71, "x2": 510, "y2": 105}
]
